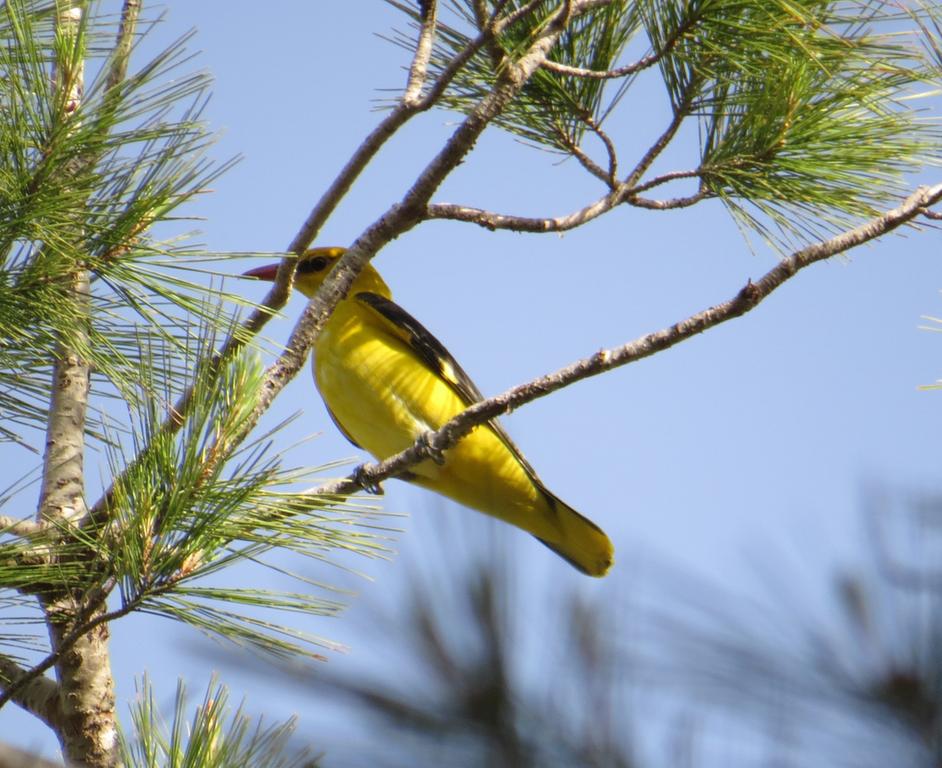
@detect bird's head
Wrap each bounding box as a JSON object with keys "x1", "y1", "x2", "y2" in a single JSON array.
[{"x1": 243, "y1": 246, "x2": 389, "y2": 299}]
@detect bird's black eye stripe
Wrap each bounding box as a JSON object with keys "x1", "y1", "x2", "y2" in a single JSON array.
[{"x1": 299, "y1": 255, "x2": 330, "y2": 274}]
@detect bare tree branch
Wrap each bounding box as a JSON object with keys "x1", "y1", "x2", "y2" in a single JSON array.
[
  {"x1": 0, "y1": 588, "x2": 127, "y2": 715},
  {"x1": 427, "y1": 192, "x2": 618, "y2": 232},
  {"x1": 0, "y1": 656, "x2": 58, "y2": 730},
  {"x1": 542, "y1": 54, "x2": 660, "y2": 79},
  {"x1": 311, "y1": 183, "x2": 942, "y2": 498},
  {"x1": 556, "y1": 111, "x2": 619, "y2": 187},
  {"x1": 586, "y1": 113, "x2": 618, "y2": 184},
  {"x1": 537, "y1": 0, "x2": 698, "y2": 94},
  {"x1": 85, "y1": 0, "x2": 523, "y2": 526},
  {"x1": 221, "y1": 1, "x2": 602, "y2": 472},
  {"x1": 625, "y1": 78, "x2": 699, "y2": 189},
  {"x1": 0, "y1": 517, "x2": 47, "y2": 537},
  {"x1": 104, "y1": 0, "x2": 140, "y2": 91},
  {"x1": 629, "y1": 169, "x2": 702, "y2": 196},
  {"x1": 629, "y1": 190, "x2": 708, "y2": 209},
  {"x1": 427, "y1": 165, "x2": 708, "y2": 232},
  {"x1": 556, "y1": 123, "x2": 613, "y2": 184},
  {"x1": 403, "y1": 0, "x2": 439, "y2": 107},
  {"x1": 428, "y1": 85, "x2": 708, "y2": 235}
]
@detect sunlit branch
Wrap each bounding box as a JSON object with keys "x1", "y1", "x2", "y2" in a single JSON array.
[
  {"x1": 586, "y1": 112, "x2": 618, "y2": 184},
  {"x1": 538, "y1": 0, "x2": 697, "y2": 88},
  {"x1": 629, "y1": 168, "x2": 702, "y2": 195},
  {"x1": 104, "y1": 0, "x2": 141, "y2": 91},
  {"x1": 427, "y1": 196, "x2": 615, "y2": 231},
  {"x1": 557, "y1": 111, "x2": 619, "y2": 186},
  {"x1": 629, "y1": 190, "x2": 708, "y2": 209},
  {"x1": 542, "y1": 54, "x2": 660, "y2": 79},
  {"x1": 403, "y1": 0, "x2": 438, "y2": 107},
  {"x1": 556, "y1": 124, "x2": 612, "y2": 184}
]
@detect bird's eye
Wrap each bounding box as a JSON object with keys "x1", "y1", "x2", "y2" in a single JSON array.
[{"x1": 300, "y1": 255, "x2": 330, "y2": 273}]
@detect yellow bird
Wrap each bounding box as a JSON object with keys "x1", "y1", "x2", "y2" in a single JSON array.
[{"x1": 245, "y1": 247, "x2": 613, "y2": 577}]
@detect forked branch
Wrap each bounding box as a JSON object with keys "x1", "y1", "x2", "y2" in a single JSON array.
[{"x1": 313, "y1": 183, "x2": 942, "y2": 497}]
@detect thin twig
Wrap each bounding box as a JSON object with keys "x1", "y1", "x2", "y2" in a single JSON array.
[
  {"x1": 427, "y1": 166, "x2": 708, "y2": 231},
  {"x1": 427, "y1": 190, "x2": 621, "y2": 231},
  {"x1": 403, "y1": 0, "x2": 438, "y2": 107},
  {"x1": 542, "y1": 54, "x2": 661, "y2": 79},
  {"x1": 587, "y1": 112, "x2": 618, "y2": 184},
  {"x1": 503, "y1": 0, "x2": 557, "y2": 29},
  {"x1": 539, "y1": 0, "x2": 699, "y2": 84},
  {"x1": 629, "y1": 168, "x2": 702, "y2": 196},
  {"x1": 555, "y1": 110, "x2": 619, "y2": 187},
  {"x1": 314, "y1": 184, "x2": 942, "y2": 497},
  {"x1": 556, "y1": 124, "x2": 612, "y2": 185},
  {"x1": 629, "y1": 190, "x2": 708, "y2": 210},
  {"x1": 624, "y1": 77, "x2": 699, "y2": 189}
]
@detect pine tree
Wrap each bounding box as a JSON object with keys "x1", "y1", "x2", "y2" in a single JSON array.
[{"x1": 1, "y1": 2, "x2": 941, "y2": 765}]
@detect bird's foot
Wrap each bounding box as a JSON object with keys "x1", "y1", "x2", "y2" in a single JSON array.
[
  {"x1": 352, "y1": 464, "x2": 384, "y2": 495},
  {"x1": 418, "y1": 431, "x2": 446, "y2": 465}
]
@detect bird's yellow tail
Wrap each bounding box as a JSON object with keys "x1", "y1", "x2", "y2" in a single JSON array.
[{"x1": 535, "y1": 491, "x2": 614, "y2": 578}]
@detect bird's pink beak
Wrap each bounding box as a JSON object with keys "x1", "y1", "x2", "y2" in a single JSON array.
[{"x1": 242, "y1": 263, "x2": 280, "y2": 281}]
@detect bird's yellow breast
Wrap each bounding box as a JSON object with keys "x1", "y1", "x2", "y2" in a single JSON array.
[
  {"x1": 313, "y1": 299, "x2": 544, "y2": 523},
  {"x1": 245, "y1": 249, "x2": 612, "y2": 575}
]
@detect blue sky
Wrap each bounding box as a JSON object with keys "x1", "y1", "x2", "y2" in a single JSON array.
[{"x1": 5, "y1": 2, "x2": 942, "y2": 762}]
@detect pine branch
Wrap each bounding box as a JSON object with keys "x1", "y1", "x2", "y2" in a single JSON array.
[
  {"x1": 541, "y1": 53, "x2": 659, "y2": 78},
  {"x1": 427, "y1": 163, "x2": 708, "y2": 229},
  {"x1": 118, "y1": 0, "x2": 596, "y2": 511},
  {"x1": 427, "y1": 71, "x2": 705, "y2": 232},
  {"x1": 0, "y1": 516, "x2": 47, "y2": 537},
  {"x1": 103, "y1": 0, "x2": 140, "y2": 92},
  {"x1": 0, "y1": 654, "x2": 58, "y2": 729},
  {"x1": 312, "y1": 183, "x2": 942, "y2": 497},
  {"x1": 119, "y1": 677, "x2": 311, "y2": 768},
  {"x1": 83, "y1": 0, "x2": 526, "y2": 528},
  {"x1": 403, "y1": 0, "x2": 439, "y2": 107}
]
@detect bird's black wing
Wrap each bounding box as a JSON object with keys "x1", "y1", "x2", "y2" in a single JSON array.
[{"x1": 354, "y1": 292, "x2": 545, "y2": 482}]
